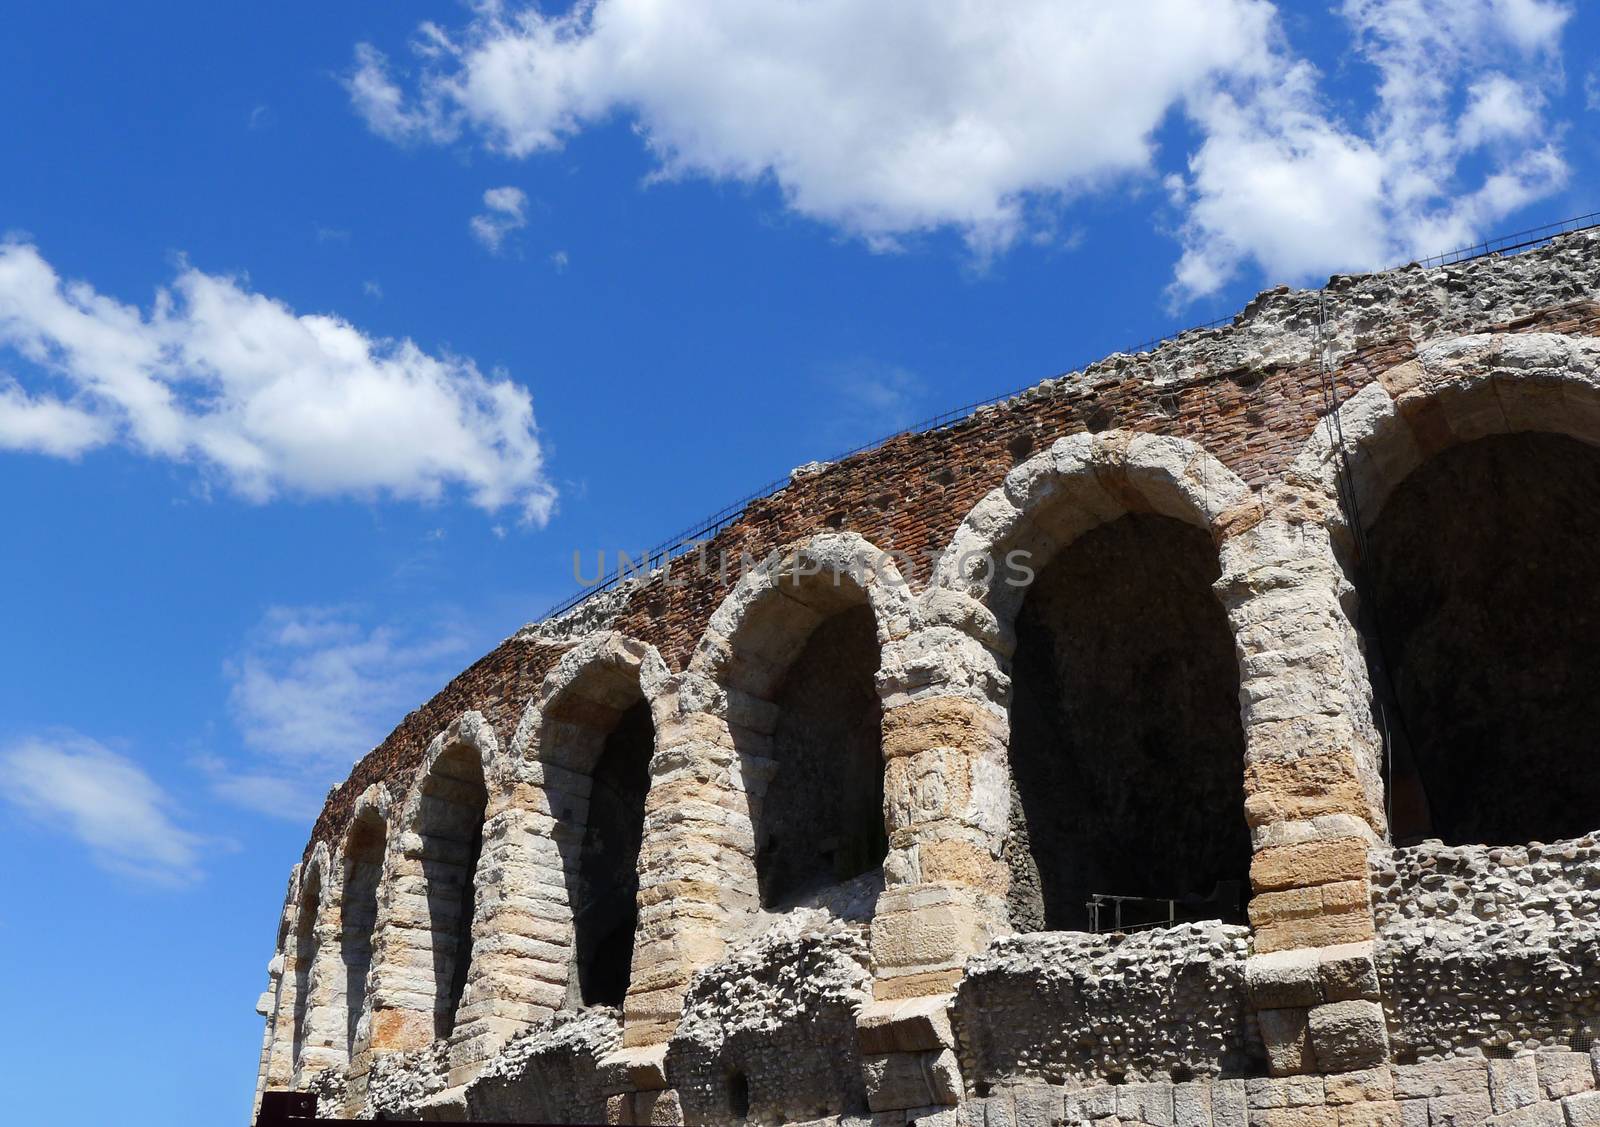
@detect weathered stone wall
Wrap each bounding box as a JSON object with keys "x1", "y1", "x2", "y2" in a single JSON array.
[
  {"x1": 251, "y1": 232, "x2": 1600, "y2": 1124},
  {"x1": 666, "y1": 912, "x2": 874, "y2": 1125},
  {"x1": 1372, "y1": 835, "x2": 1600, "y2": 1061},
  {"x1": 953, "y1": 924, "x2": 1261, "y2": 1088}
]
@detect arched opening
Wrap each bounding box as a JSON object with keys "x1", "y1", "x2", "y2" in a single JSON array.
[
  {"x1": 291, "y1": 866, "x2": 322, "y2": 1066},
  {"x1": 1006, "y1": 512, "x2": 1249, "y2": 932},
  {"x1": 718, "y1": 567, "x2": 888, "y2": 912},
  {"x1": 340, "y1": 810, "x2": 385, "y2": 1057},
  {"x1": 419, "y1": 741, "x2": 487, "y2": 1040},
  {"x1": 570, "y1": 697, "x2": 652, "y2": 1007},
  {"x1": 1363, "y1": 431, "x2": 1600, "y2": 846}
]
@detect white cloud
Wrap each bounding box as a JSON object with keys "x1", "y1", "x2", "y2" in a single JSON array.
[
  {"x1": 1585, "y1": 68, "x2": 1600, "y2": 112},
  {"x1": 362, "y1": 279, "x2": 384, "y2": 300},
  {"x1": 2, "y1": 734, "x2": 206, "y2": 884},
  {"x1": 214, "y1": 606, "x2": 470, "y2": 817},
  {"x1": 0, "y1": 382, "x2": 110, "y2": 456},
  {"x1": 549, "y1": 249, "x2": 569, "y2": 273},
  {"x1": 348, "y1": 0, "x2": 1281, "y2": 256},
  {"x1": 349, "y1": 0, "x2": 1574, "y2": 296},
  {"x1": 470, "y1": 185, "x2": 530, "y2": 253},
  {"x1": 1171, "y1": 0, "x2": 1571, "y2": 299},
  {"x1": 0, "y1": 242, "x2": 556, "y2": 522}
]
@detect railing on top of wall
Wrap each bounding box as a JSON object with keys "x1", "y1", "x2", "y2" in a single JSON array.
[{"x1": 537, "y1": 209, "x2": 1600, "y2": 625}]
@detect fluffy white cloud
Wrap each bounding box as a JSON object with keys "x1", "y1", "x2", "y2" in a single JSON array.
[
  {"x1": 2, "y1": 734, "x2": 206, "y2": 884},
  {"x1": 0, "y1": 242, "x2": 556, "y2": 521},
  {"x1": 470, "y1": 185, "x2": 530, "y2": 253},
  {"x1": 349, "y1": 0, "x2": 1574, "y2": 296},
  {"x1": 1172, "y1": 0, "x2": 1570, "y2": 298},
  {"x1": 215, "y1": 606, "x2": 469, "y2": 818},
  {"x1": 349, "y1": 0, "x2": 1280, "y2": 255}
]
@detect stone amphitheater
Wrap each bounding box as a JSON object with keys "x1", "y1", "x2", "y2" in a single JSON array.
[{"x1": 255, "y1": 229, "x2": 1600, "y2": 1127}]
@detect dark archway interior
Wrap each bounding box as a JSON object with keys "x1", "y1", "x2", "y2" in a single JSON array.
[
  {"x1": 422, "y1": 743, "x2": 487, "y2": 1040},
  {"x1": 341, "y1": 814, "x2": 385, "y2": 1056},
  {"x1": 1007, "y1": 512, "x2": 1250, "y2": 932},
  {"x1": 1366, "y1": 431, "x2": 1600, "y2": 847},
  {"x1": 292, "y1": 867, "x2": 321, "y2": 1064},
  {"x1": 573, "y1": 698, "x2": 653, "y2": 1007},
  {"x1": 758, "y1": 603, "x2": 887, "y2": 908}
]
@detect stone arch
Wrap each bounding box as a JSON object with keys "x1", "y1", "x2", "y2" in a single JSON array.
[
  {"x1": 290, "y1": 844, "x2": 331, "y2": 1076},
  {"x1": 336, "y1": 784, "x2": 390, "y2": 1061},
  {"x1": 690, "y1": 533, "x2": 912, "y2": 911},
  {"x1": 1292, "y1": 332, "x2": 1600, "y2": 846},
  {"x1": 511, "y1": 631, "x2": 668, "y2": 1010},
  {"x1": 931, "y1": 431, "x2": 1255, "y2": 932},
  {"x1": 366, "y1": 713, "x2": 496, "y2": 1052}
]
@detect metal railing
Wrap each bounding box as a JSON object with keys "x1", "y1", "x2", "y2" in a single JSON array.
[{"x1": 538, "y1": 208, "x2": 1600, "y2": 623}]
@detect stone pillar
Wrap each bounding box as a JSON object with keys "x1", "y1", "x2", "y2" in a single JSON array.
[
  {"x1": 253, "y1": 950, "x2": 287, "y2": 1114},
  {"x1": 446, "y1": 775, "x2": 571, "y2": 1085},
  {"x1": 871, "y1": 593, "x2": 1014, "y2": 1002},
  {"x1": 855, "y1": 595, "x2": 1014, "y2": 1115},
  {"x1": 1216, "y1": 483, "x2": 1389, "y2": 1077},
  {"x1": 620, "y1": 670, "x2": 762, "y2": 1049},
  {"x1": 295, "y1": 898, "x2": 351, "y2": 1082}
]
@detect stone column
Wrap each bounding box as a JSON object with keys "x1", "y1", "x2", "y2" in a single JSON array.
[
  {"x1": 852, "y1": 593, "x2": 1015, "y2": 1115},
  {"x1": 871, "y1": 591, "x2": 1014, "y2": 1002},
  {"x1": 295, "y1": 899, "x2": 351, "y2": 1082},
  {"x1": 1215, "y1": 482, "x2": 1390, "y2": 1079},
  {"x1": 620, "y1": 669, "x2": 762, "y2": 1049},
  {"x1": 446, "y1": 772, "x2": 571, "y2": 1086}
]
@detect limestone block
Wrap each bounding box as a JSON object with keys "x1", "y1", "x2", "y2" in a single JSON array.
[
  {"x1": 857, "y1": 995, "x2": 956, "y2": 1055},
  {"x1": 1249, "y1": 950, "x2": 1324, "y2": 1009},
  {"x1": 1336, "y1": 1103, "x2": 1402, "y2": 1127},
  {"x1": 984, "y1": 1094, "x2": 1019, "y2": 1127},
  {"x1": 1432, "y1": 1095, "x2": 1494, "y2": 1127},
  {"x1": 1011, "y1": 1085, "x2": 1064, "y2": 1127},
  {"x1": 863, "y1": 1050, "x2": 962, "y2": 1113},
  {"x1": 1308, "y1": 1001, "x2": 1388, "y2": 1073},
  {"x1": 1325, "y1": 1069, "x2": 1395, "y2": 1105},
  {"x1": 907, "y1": 1108, "x2": 959, "y2": 1127},
  {"x1": 1394, "y1": 1062, "x2": 1493, "y2": 1101},
  {"x1": 1176, "y1": 1083, "x2": 1214, "y2": 1127},
  {"x1": 1252, "y1": 839, "x2": 1371, "y2": 893},
  {"x1": 1401, "y1": 1100, "x2": 1431, "y2": 1127},
  {"x1": 1065, "y1": 1085, "x2": 1119, "y2": 1123},
  {"x1": 1247, "y1": 1078, "x2": 1327, "y2": 1110},
  {"x1": 1538, "y1": 1053, "x2": 1595, "y2": 1101},
  {"x1": 1258, "y1": 1007, "x2": 1316, "y2": 1076},
  {"x1": 1118, "y1": 1082, "x2": 1176, "y2": 1127},
  {"x1": 1485, "y1": 1101, "x2": 1564, "y2": 1127},
  {"x1": 1490, "y1": 1060, "x2": 1542, "y2": 1114},
  {"x1": 1213, "y1": 1082, "x2": 1248, "y2": 1127},
  {"x1": 1563, "y1": 1092, "x2": 1600, "y2": 1127},
  {"x1": 1247, "y1": 1106, "x2": 1337, "y2": 1127},
  {"x1": 1319, "y1": 944, "x2": 1380, "y2": 1003}
]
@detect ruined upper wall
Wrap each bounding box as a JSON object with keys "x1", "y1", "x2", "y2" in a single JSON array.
[{"x1": 304, "y1": 230, "x2": 1600, "y2": 861}]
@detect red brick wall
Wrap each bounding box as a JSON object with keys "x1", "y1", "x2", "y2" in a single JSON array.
[{"x1": 305, "y1": 299, "x2": 1600, "y2": 860}]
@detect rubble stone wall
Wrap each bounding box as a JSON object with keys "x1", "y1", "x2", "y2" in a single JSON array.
[
  {"x1": 250, "y1": 233, "x2": 1600, "y2": 1123},
  {"x1": 1373, "y1": 836, "x2": 1600, "y2": 1062}
]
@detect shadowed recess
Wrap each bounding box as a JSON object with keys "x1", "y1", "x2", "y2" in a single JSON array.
[
  {"x1": 420, "y1": 741, "x2": 488, "y2": 1040},
  {"x1": 1007, "y1": 512, "x2": 1249, "y2": 932},
  {"x1": 758, "y1": 602, "x2": 887, "y2": 908},
  {"x1": 340, "y1": 811, "x2": 386, "y2": 1057},
  {"x1": 1367, "y1": 431, "x2": 1600, "y2": 847},
  {"x1": 573, "y1": 698, "x2": 653, "y2": 1007}
]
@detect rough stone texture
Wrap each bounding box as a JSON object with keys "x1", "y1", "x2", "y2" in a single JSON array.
[
  {"x1": 1372, "y1": 837, "x2": 1600, "y2": 1060},
  {"x1": 465, "y1": 1008, "x2": 621, "y2": 1124},
  {"x1": 253, "y1": 234, "x2": 1600, "y2": 1122},
  {"x1": 953, "y1": 924, "x2": 1263, "y2": 1088},
  {"x1": 666, "y1": 910, "x2": 874, "y2": 1125}
]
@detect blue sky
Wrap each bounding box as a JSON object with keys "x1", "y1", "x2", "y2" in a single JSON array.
[{"x1": 0, "y1": 2, "x2": 1594, "y2": 1122}]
